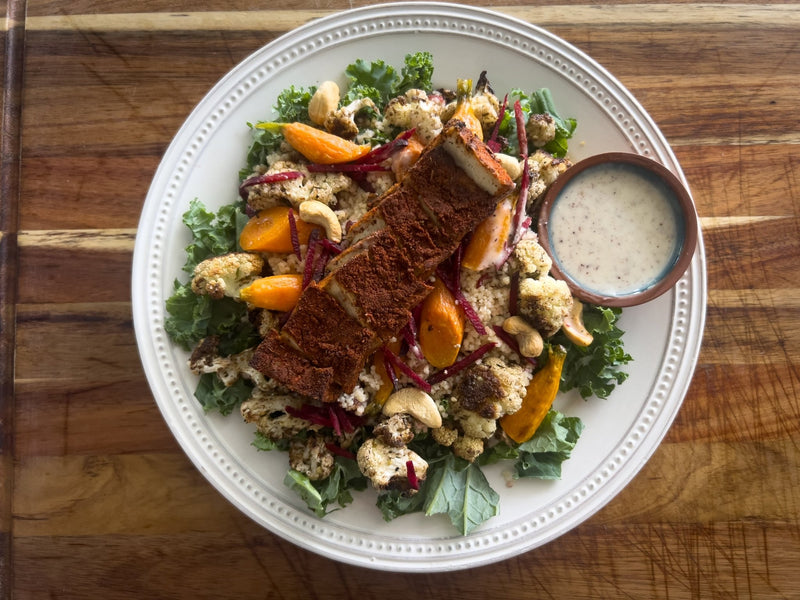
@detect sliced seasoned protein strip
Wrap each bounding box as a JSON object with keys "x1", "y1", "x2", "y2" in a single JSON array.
[{"x1": 250, "y1": 120, "x2": 514, "y2": 402}]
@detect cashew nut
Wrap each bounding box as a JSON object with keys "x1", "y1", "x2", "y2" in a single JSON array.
[
  {"x1": 494, "y1": 153, "x2": 523, "y2": 181},
  {"x1": 308, "y1": 80, "x2": 340, "y2": 126},
  {"x1": 382, "y1": 387, "x2": 442, "y2": 429},
  {"x1": 298, "y1": 200, "x2": 342, "y2": 243},
  {"x1": 502, "y1": 315, "x2": 544, "y2": 358},
  {"x1": 561, "y1": 299, "x2": 594, "y2": 347}
]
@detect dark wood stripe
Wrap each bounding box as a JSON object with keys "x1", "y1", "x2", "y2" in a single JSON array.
[{"x1": 0, "y1": 1, "x2": 26, "y2": 596}]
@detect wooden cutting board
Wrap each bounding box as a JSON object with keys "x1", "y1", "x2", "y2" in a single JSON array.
[{"x1": 2, "y1": 1, "x2": 799, "y2": 597}]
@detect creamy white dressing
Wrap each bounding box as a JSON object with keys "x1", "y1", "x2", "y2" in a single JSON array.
[{"x1": 548, "y1": 163, "x2": 681, "y2": 296}]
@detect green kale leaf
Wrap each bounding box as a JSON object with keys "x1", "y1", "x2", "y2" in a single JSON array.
[
  {"x1": 164, "y1": 280, "x2": 212, "y2": 350},
  {"x1": 343, "y1": 52, "x2": 435, "y2": 106},
  {"x1": 423, "y1": 453, "x2": 500, "y2": 535},
  {"x1": 552, "y1": 305, "x2": 633, "y2": 399},
  {"x1": 179, "y1": 199, "x2": 243, "y2": 274},
  {"x1": 164, "y1": 199, "x2": 258, "y2": 354},
  {"x1": 396, "y1": 51, "x2": 434, "y2": 95},
  {"x1": 344, "y1": 58, "x2": 398, "y2": 105},
  {"x1": 194, "y1": 372, "x2": 253, "y2": 416},
  {"x1": 241, "y1": 125, "x2": 284, "y2": 180},
  {"x1": 274, "y1": 84, "x2": 317, "y2": 123},
  {"x1": 286, "y1": 458, "x2": 368, "y2": 517},
  {"x1": 514, "y1": 411, "x2": 584, "y2": 479}
]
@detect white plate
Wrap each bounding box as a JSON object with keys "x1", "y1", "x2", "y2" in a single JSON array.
[{"x1": 132, "y1": 2, "x2": 706, "y2": 572}]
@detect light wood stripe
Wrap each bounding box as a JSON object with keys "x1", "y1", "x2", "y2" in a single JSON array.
[
  {"x1": 699, "y1": 216, "x2": 789, "y2": 228},
  {"x1": 709, "y1": 289, "x2": 800, "y2": 309},
  {"x1": 17, "y1": 229, "x2": 136, "y2": 251},
  {"x1": 23, "y1": 5, "x2": 800, "y2": 32}
]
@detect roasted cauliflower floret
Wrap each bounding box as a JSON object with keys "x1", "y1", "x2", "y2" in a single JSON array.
[
  {"x1": 241, "y1": 391, "x2": 317, "y2": 440},
  {"x1": 324, "y1": 97, "x2": 378, "y2": 140},
  {"x1": 373, "y1": 413, "x2": 415, "y2": 447},
  {"x1": 452, "y1": 435, "x2": 484, "y2": 463},
  {"x1": 529, "y1": 149, "x2": 572, "y2": 188},
  {"x1": 512, "y1": 237, "x2": 553, "y2": 280},
  {"x1": 518, "y1": 275, "x2": 573, "y2": 338},
  {"x1": 357, "y1": 438, "x2": 428, "y2": 493},
  {"x1": 522, "y1": 157, "x2": 548, "y2": 203},
  {"x1": 244, "y1": 161, "x2": 356, "y2": 210},
  {"x1": 383, "y1": 89, "x2": 444, "y2": 144},
  {"x1": 526, "y1": 113, "x2": 556, "y2": 148},
  {"x1": 431, "y1": 425, "x2": 459, "y2": 447},
  {"x1": 450, "y1": 403, "x2": 497, "y2": 439},
  {"x1": 431, "y1": 424, "x2": 484, "y2": 463},
  {"x1": 482, "y1": 356, "x2": 531, "y2": 417},
  {"x1": 289, "y1": 433, "x2": 335, "y2": 480},
  {"x1": 191, "y1": 252, "x2": 264, "y2": 300},
  {"x1": 189, "y1": 337, "x2": 268, "y2": 389}
]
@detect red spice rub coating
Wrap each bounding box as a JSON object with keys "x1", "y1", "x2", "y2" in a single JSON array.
[
  {"x1": 280, "y1": 283, "x2": 378, "y2": 392},
  {"x1": 324, "y1": 229, "x2": 432, "y2": 339},
  {"x1": 251, "y1": 329, "x2": 340, "y2": 402},
  {"x1": 250, "y1": 121, "x2": 514, "y2": 402}
]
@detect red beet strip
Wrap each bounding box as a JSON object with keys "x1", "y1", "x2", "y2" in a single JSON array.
[
  {"x1": 302, "y1": 229, "x2": 321, "y2": 289},
  {"x1": 239, "y1": 170, "x2": 303, "y2": 200},
  {"x1": 287, "y1": 208, "x2": 302, "y2": 261},
  {"x1": 406, "y1": 460, "x2": 419, "y2": 490},
  {"x1": 486, "y1": 94, "x2": 508, "y2": 153},
  {"x1": 383, "y1": 347, "x2": 431, "y2": 393},
  {"x1": 427, "y1": 342, "x2": 496, "y2": 385},
  {"x1": 435, "y1": 266, "x2": 487, "y2": 336},
  {"x1": 354, "y1": 129, "x2": 415, "y2": 164},
  {"x1": 326, "y1": 443, "x2": 356, "y2": 460},
  {"x1": 328, "y1": 406, "x2": 342, "y2": 437}
]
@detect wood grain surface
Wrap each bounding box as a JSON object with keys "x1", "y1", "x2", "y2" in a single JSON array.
[{"x1": 2, "y1": 1, "x2": 799, "y2": 598}]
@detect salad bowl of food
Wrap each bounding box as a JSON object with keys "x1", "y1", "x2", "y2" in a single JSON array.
[{"x1": 132, "y1": 2, "x2": 706, "y2": 572}]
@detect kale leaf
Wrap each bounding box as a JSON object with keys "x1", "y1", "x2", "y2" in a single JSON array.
[
  {"x1": 513, "y1": 411, "x2": 584, "y2": 479},
  {"x1": 552, "y1": 305, "x2": 633, "y2": 399},
  {"x1": 285, "y1": 458, "x2": 368, "y2": 517},
  {"x1": 274, "y1": 84, "x2": 317, "y2": 123},
  {"x1": 194, "y1": 372, "x2": 253, "y2": 416},
  {"x1": 499, "y1": 88, "x2": 576, "y2": 158},
  {"x1": 164, "y1": 199, "x2": 257, "y2": 354},
  {"x1": 343, "y1": 52, "x2": 434, "y2": 106},
  {"x1": 423, "y1": 453, "x2": 499, "y2": 535}
]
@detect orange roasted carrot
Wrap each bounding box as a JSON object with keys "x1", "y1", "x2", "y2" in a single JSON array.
[
  {"x1": 462, "y1": 197, "x2": 513, "y2": 271},
  {"x1": 239, "y1": 206, "x2": 320, "y2": 253},
  {"x1": 500, "y1": 345, "x2": 566, "y2": 443},
  {"x1": 452, "y1": 78, "x2": 484, "y2": 140},
  {"x1": 279, "y1": 122, "x2": 371, "y2": 164},
  {"x1": 239, "y1": 274, "x2": 304, "y2": 311},
  {"x1": 391, "y1": 132, "x2": 426, "y2": 181},
  {"x1": 418, "y1": 277, "x2": 464, "y2": 369}
]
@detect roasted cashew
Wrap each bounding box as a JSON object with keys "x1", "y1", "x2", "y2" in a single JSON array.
[
  {"x1": 298, "y1": 200, "x2": 342, "y2": 243},
  {"x1": 308, "y1": 81, "x2": 340, "y2": 126},
  {"x1": 502, "y1": 315, "x2": 544, "y2": 358},
  {"x1": 382, "y1": 387, "x2": 442, "y2": 429}
]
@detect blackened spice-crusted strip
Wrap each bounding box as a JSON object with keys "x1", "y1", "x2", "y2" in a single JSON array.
[
  {"x1": 251, "y1": 120, "x2": 514, "y2": 402},
  {"x1": 279, "y1": 283, "x2": 378, "y2": 392},
  {"x1": 322, "y1": 229, "x2": 433, "y2": 340}
]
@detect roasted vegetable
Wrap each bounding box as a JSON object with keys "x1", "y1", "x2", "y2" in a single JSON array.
[
  {"x1": 500, "y1": 345, "x2": 566, "y2": 443},
  {"x1": 239, "y1": 274, "x2": 304, "y2": 311},
  {"x1": 418, "y1": 277, "x2": 464, "y2": 369},
  {"x1": 255, "y1": 121, "x2": 371, "y2": 164},
  {"x1": 239, "y1": 206, "x2": 320, "y2": 253}
]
